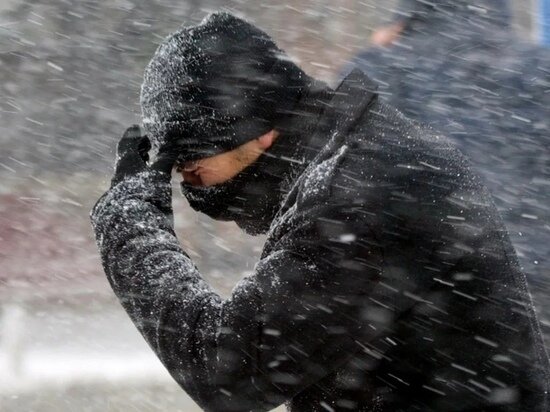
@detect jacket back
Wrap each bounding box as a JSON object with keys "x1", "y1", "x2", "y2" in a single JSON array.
[{"x1": 275, "y1": 70, "x2": 550, "y2": 411}]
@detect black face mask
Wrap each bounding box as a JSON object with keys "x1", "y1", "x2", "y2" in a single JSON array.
[{"x1": 180, "y1": 151, "x2": 290, "y2": 236}]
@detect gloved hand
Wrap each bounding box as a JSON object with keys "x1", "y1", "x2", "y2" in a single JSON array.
[{"x1": 111, "y1": 125, "x2": 180, "y2": 186}]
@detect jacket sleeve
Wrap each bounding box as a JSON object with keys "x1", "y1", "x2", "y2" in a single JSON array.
[{"x1": 91, "y1": 169, "x2": 381, "y2": 412}]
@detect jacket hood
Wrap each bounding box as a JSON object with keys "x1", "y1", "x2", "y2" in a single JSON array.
[
  {"x1": 140, "y1": 12, "x2": 312, "y2": 162},
  {"x1": 397, "y1": 0, "x2": 512, "y2": 38}
]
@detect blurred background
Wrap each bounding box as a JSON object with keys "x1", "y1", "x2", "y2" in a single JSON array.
[{"x1": 0, "y1": 1, "x2": 547, "y2": 411}]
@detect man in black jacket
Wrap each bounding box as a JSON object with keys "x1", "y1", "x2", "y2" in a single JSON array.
[{"x1": 91, "y1": 12, "x2": 550, "y2": 412}]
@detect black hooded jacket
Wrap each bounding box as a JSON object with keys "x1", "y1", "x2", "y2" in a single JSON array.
[
  {"x1": 346, "y1": 0, "x2": 550, "y2": 289},
  {"x1": 91, "y1": 69, "x2": 549, "y2": 411}
]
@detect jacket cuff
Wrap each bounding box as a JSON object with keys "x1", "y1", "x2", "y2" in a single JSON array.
[{"x1": 90, "y1": 170, "x2": 172, "y2": 225}]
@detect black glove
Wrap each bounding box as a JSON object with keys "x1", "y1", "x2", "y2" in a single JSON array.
[{"x1": 111, "y1": 125, "x2": 180, "y2": 186}]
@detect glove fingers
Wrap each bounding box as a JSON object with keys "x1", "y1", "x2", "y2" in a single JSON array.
[
  {"x1": 150, "y1": 151, "x2": 180, "y2": 175},
  {"x1": 117, "y1": 125, "x2": 143, "y2": 158},
  {"x1": 116, "y1": 126, "x2": 152, "y2": 164},
  {"x1": 111, "y1": 156, "x2": 145, "y2": 186},
  {"x1": 112, "y1": 125, "x2": 149, "y2": 185},
  {"x1": 150, "y1": 137, "x2": 183, "y2": 174},
  {"x1": 115, "y1": 152, "x2": 144, "y2": 174},
  {"x1": 138, "y1": 135, "x2": 152, "y2": 163}
]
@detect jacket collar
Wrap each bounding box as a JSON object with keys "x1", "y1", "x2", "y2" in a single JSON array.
[
  {"x1": 303, "y1": 68, "x2": 378, "y2": 162},
  {"x1": 329, "y1": 68, "x2": 379, "y2": 139},
  {"x1": 273, "y1": 69, "x2": 379, "y2": 215}
]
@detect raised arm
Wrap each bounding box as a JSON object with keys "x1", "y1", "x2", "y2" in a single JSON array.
[{"x1": 91, "y1": 128, "x2": 381, "y2": 411}]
